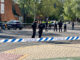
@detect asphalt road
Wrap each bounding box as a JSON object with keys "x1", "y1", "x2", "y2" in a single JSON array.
[
  {"x1": 0, "y1": 29, "x2": 80, "y2": 39},
  {"x1": 0, "y1": 42, "x2": 46, "y2": 52},
  {"x1": 1, "y1": 40, "x2": 80, "y2": 52},
  {"x1": 0, "y1": 24, "x2": 80, "y2": 39},
  {"x1": 0, "y1": 24, "x2": 80, "y2": 53}
]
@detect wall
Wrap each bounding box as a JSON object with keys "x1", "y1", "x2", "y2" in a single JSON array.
[{"x1": 0, "y1": 0, "x2": 21, "y2": 22}]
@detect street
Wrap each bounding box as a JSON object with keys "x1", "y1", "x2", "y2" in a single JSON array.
[
  {"x1": 0, "y1": 0, "x2": 80, "y2": 59},
  {"x1": 0, "y1": 28, "x2": 80, "y2": 39},
  {"x1": 0, "y1": 24, "x2": 80, "y2": 51},
  {"x1": 0, "y1": 24, "x2": 80, "y2": 60}
]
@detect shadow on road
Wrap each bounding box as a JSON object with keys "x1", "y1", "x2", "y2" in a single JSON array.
[
  {"x1": 45, "y1": 40, "x2": 80, "y2": 44},
  {"x1": 46, "y1": 41, "x2": 71, "y2": 44},
  {"x1": 3, "y1": 30, "x2": 61, "y2": 36},
  {"x1": 43, "y1": 33, "x2": 60, "y2": 36},
  {"x1": 0, "y1": 35, "x2": 16, "y2": 39}
]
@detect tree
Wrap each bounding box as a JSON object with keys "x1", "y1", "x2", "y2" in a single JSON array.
[
  {"x1": 17, "y1": 0, "x2": 35, "y2": 23},
  {"x1": 63, "y1": 0, "x2": 80, "y2": 21},
  {"x1": 72, "y1": 0, "x2": 80, "y2": 19},
  {"x1": 17, "y1": 0, "x2": 63, "y2": 23},
  {"x1": 38, "y1": 0, "x2": 63, "y2": 20}
]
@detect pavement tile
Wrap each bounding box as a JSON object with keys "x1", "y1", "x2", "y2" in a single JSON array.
[
  {"x1": 0, "y1": 53, "x2": 23, "y2": 60},
  {"x1": 3, "y1": 44, "x2": 80, "y2": 60}
]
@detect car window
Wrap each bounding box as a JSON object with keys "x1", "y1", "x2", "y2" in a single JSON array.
[{"x1": 7, "y1": 20, "x2": 22, "y2": 24}]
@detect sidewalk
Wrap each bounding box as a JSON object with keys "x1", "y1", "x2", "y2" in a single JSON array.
[
  {"x1": 2, "y1": 44, "x2": 80, "y2": 60},
  {"x1": 0, "y1": 53, "x2": 23, "y2": 60}
]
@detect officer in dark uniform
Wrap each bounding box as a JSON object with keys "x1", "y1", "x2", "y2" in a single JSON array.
[
  {"x1": 58, "y1": 20, "x2": 63, "y2": 32},
  {"x1": 64, "y1": 22, "x2": 67, "y2": 32},
  {"x1": 54, "y1": 22, "x2": 57, "y2": 32},
  {"x1": 0, "y1": 22, "x2": 2, "y2": 32},
  {"x1": 38, "y1": 21, "x2": 45, "y2": 38},
  {"x1": 45, "y1": 21, "x2": 48, "y2": 30},
  {"x1": 32, "y1": 21, "x2": 37, "y2": 38},
  {"x1": 72, "y1": 22, "x2": 74, "y2": 30}
]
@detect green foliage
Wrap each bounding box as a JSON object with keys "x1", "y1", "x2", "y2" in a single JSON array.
[
  {"x1": 15, "y1": 0, "x2": 80, "y2": 23},
  {"x1": 39, "y1": 0, "x2": 63, "y2": 19},
  {"x1": 18, "y1": 0, "x2": 80, "y2": 23},
  {"x1": 17, "y1": 0, "x2": 63, "y2": 23},
  {"x1": 17, "y1": 0, "x2": 34, "y2": 16},
  {"x1": 63, "y1": 0, "x2": 80, "y2": 21}
]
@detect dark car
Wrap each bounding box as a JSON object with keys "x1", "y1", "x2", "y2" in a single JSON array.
[
  {"x1": 49, "y1": 22, "x2": 55, "y2": 26},
  {"x1": 6, "y1": 20, "x2": 23, "y2": 30}
]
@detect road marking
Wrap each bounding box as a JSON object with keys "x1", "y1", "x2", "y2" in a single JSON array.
[{"x1": 17, "y1": 54, "x2": 28, "y2": 60}]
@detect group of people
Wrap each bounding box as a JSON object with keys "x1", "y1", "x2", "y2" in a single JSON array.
[
  {"x1": 53, "y1": 20, "x2": 67, "y2": 32},
  {"x1": 46, "y1": 20, "x2": 67, "y2": 32},
  {"x1": 32, "y1": 21, "x2": 45, "y2": 38},
  {"x1": 32, "y1": 20, "x2": 67, "y2": 38}
]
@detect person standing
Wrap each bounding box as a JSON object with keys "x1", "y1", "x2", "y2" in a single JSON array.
[
  {"x1": 64, "y1": 22, "x2": 67, "y2": 32},
  {"x1": 0, "y1": 22, "x2": 2, "y2": 32},
  {"x1": 54, "y1": 21, "x2": 57, "y2": 32},
  {"x1": 32, "y1": 21, "x2": 37, "y2": 38},
  {"x1": 72, "y1": 22, "x2": 74, "y2": 30},
  {"x1": 45, "y1": 21, "x2": 48, "y2": 30},
  {"x1": 38, "y1": 21, "x2": 45, "y2": 38},
  {"x1": 58, "y1": 20, "x2": 63, "y2": 32}
]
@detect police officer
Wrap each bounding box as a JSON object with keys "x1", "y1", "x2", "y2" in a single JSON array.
[
  {"x1": 72, "y1": 22, "x2": 74, "y2": 30},
  {"x1": 32, "y1": 21, "x2": 37, "y2": 38},
  {"x1": 64, "y1": 22, "x2": 67, "y2": 32},
  {"x1": 45, "y1": 21, "x2": 48, "y2": 30},
  {"x1": 38, "y1": 21, "x2": 45, "y2": 38},
  {"x1": 58, "y1": 20, "x2": 63, "y2": 32},
  {"x1": 54, "y1": 21, "x2": 57, "y2": 32},
  {"x1": 0, "y1": 22, "x2": 2, "y2": 32}
]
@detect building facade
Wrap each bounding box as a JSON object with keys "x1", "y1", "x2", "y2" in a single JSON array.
[{"x1": 0, "y1": 0, "x2": 22, "y2": 22}]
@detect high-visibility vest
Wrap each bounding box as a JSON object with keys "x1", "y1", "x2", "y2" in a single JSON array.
[{"x1": 42, "y1": 21, "x2": 46, "y2": 23}]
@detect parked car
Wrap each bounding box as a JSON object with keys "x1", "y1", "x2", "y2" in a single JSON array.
[
  {"x1": 49, "y1": 22, "x2": 55, "y2": 26},
  {"x1": 6, "y1": 20, "x2": 23, "y2": 30}
]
